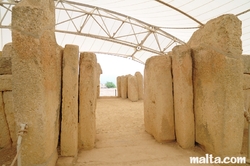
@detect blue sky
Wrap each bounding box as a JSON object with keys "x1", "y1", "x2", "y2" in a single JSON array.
[{"x1": 96, "y1": 54, "x2": 144, "y2": 86}]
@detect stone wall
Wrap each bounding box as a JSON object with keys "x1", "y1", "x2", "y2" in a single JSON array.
[{"x1": 12, "y1": 0, "x2": 62, "y2": 165}]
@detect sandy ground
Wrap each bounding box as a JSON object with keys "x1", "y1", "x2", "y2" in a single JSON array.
[{"x1": 0, "y1": 97, "x2": 248, "y2": 166}]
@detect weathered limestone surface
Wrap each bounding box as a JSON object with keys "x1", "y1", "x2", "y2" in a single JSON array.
[
  {"x1": 0, "y1": 57, "x2": 12, "y2": 75},
  {"x1": 0, "y1": 92, "x2": 11, "y2": 148},
  {"x1": 2, "y1": 43, "x2": 13, "y2": 57},
  {"x1": 244, "y1": 89, "x2": 250, "y2": 129},
  {"x1": 0, "y1": 75, "x2": 12, "y2": 91},
  {"x1": 61, "y1": 45, "x2": 79, "y2": 157},
  {"x1": 242, "y1": 55, "x2": 250, "y2": 74},
  {"x1": 188, "y1": 14, "x2": 242, "y2": 59},
  {"x1": 12, "y1": 0, "x2": 61, "y2": 165},
  {"x1": 135, "y1": 72, "x2": 143, "y2": 100},
  {"x1": 120, "y1": 75, "x2": 128, "y2": 99},
  {"x1": 127, "y1": 75, "x2": 138, "y2": 102},
  {"x1": 144, "y1": 55, "x2": 175, "y2": 142},
  {"x1": 172, "y1": 45, "x2": 194, "y2": 148},
  {"x1": 0, "y1": 51, "x2": 2, "y2": 57},
  {"x1": 3, "y1": 91, "x2": 17, "y2": 146},
  {"x1": 192, "y1": 47, "x2": 244, "y2": 156},
  {"x1": 188, "y1": 14, "x2": 244, "y2": 156},
  {"x1": 243, "y1": 74, "x2": 250, "y2": 90},
  {"x1": 117, "y1": 76, "x2": 121, "y2": 97},
  {"x1": 79, "y1": 52, "x2": 97, "y2": 149},
  {"x1": 96, "y1": 63, "x2": 102, "y2": 98}
]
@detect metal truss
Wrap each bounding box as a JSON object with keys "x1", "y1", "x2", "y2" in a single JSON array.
[{"x1": 0, "y1": 0, "x2": 186, "y2": 64}]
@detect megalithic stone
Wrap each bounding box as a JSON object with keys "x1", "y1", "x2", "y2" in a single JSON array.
[
  {"x1": 127, "y1": 75, "x2": 138, "y2": 102},
  {"x1": 12, "y1": 0, "x2": 62, "y2": 165},
  {"x1": 79, "y1": 52, "x2": 97, "y2": 150},
  {"x1": 144, "y1": 55, "x2": 175, "y2": 143},
  {"x1": 61, "y1": 44, "x2": 79, "y2": 156},
  {"x1": 135, "y1": 71, "x2": 144, "y2": 100}
]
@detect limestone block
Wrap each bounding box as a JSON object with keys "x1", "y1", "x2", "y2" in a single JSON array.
[
  {"x1": 79, "y1": 52, "x2": 97, "y2": 149},
  {"x1": 0, "y1": 51, "x2": 2, "y2": 57},
  {"x1": 188, "y1": 14, "x2": 242, "y2": 59},
  {"x1": 0, "y1": 57, "x2": 12, "y2": 75},
  {"x1": 56, "y1": 157, "x2": 75, "y2": 166},
  {"x1": 61, "y1": 44, "x2": 79, "y2": 157},
  {"x1": 243, "y1": 74, "x2": 250, "y2": 90},
  {"x1": 192, "y1": 46, "x2": 244, "y2": 156},
  {"x1": 135, "y1": 72, "x2": 143, "y2": 100},
  {"x1": 3, "y1": 91, "x2": 17, "y2": 146},
  {"x1": 120, "y1": 75, "x2": 128, "y2": 99},
  {"x1": 0, "y1": 92, "x2": 11, "y2": 148},
  {"x1": 144, "y1": 55, "x2": 175, "y2": 142},
  {"x1": 0, "y1": 75, "x2": 12, "y2": 91},
  {"x1": 12, "y1": 1, "x2": 61, "y2": 165},
  {"x1": 2, "y1": 43, "x2": 13, "y2": 57},
  {"x1": 117, "y1": 76, "x2": 121, "y2": 97},
  {"x1": 96, "y1": 63, "x2": 102, "y2": 98},
  {"x1": 172, "y1": 45, "x2": 194, "y2": 148},
  {"x1": 127, "y1": 75, "x2": 138, "y2": 102},
  {"x1": 242, "y1": 55, "x2": 250, "y2": 74}
]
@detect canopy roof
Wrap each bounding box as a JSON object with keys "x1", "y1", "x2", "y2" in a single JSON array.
[{"x1": 0, "y1": 0, "x2": 249, "y2": 63}]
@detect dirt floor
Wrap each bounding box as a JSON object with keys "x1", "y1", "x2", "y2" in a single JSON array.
[{"x1": 0, "y1": 97, "x2": 249, "y2": 166}]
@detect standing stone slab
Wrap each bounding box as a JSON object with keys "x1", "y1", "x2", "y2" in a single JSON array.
[
  {"x1": 117, "y1": 76, "x2": 121, "y2": 97},
  {"x1": 96, "y1": 63, "x2": 102, "y2": 98},
  {"x1": 79, "y1": 52, "x2": 97, "y2": 149},
  {"x1": 3, "y1": 91, "x2": 17, "y2": 146},
  {"x1": 2, "y1": 43, "x2": 13, "y2": 57},
  {"x1": 192, "y1": 46, "x2": 244, "y2": 156},
  {"x1": 12, "y1": 1, "x2": 62, "y2": 165},
  {"x1": 61, "y1": 44, "x2": 79, "y2": 157},
  {"x1": 144, "y1": 55, "x2": 175, "y2": 142},
  {"x1": 127, "y1": 75, "x2": 138, "y2": 102},
  {"x1": 0, "y1": 92, "x2": 11, "y2": 148},
  {"x1": 172, "y1": 45, "x2": 194, "y2": 148},
  {"x1": 242, "y1": 55, "x2": 250, "y2": 74},
  {"x1": 121, "y1": 75, "x2": 128, "y2": 99},
  {"x1": 135, "y1": 72, "x2": 143, "y2": 100}
]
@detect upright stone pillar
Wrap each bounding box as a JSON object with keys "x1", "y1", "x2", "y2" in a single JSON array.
[
  {"x1": 61, "y1": 45, "x2": 79, "y2": 156},
  {"x1": 127, "y1": 75, "x2": 138, "y2": 102},
  {"x1": 188, "y1": 14, "x2": 244, "y2": 156},
  {"x1": 135, "y1": 72, "x2": 143, "y2": 100},
  {"x1": 144, "y1": 55, "x2": 175, "y2": 142},
  {"x1": 172, "y1": 45, "x2": 194, "y2": 148},
  {"x1": 12, "y1": 1, "x2": 62, "y2": 165},
  {"x1": 79, "y1": 52, "x2": 97, "y2": 149},
  {"x1": 121, "y1": 75, "x2": 128, "y2": 99},
  {"x1": 2, "y1": 43, "x2": 13, "y2": 57},
  {"x1": 117, "y1": 76, "x2": 121, "y2": 97}
]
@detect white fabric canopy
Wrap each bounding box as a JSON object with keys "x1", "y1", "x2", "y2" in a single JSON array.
[{"x1": 0, "y1": 0, "x2": 249, "y2": 63}]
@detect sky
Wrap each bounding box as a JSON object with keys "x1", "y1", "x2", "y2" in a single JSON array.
[{"x1": 96, "y1": 54, "x2": 144, "y2": 86}]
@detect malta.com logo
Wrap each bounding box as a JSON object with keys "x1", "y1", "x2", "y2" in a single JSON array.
[{"x1": 190, "y1": 154, "x2": 246, "y2": 164}]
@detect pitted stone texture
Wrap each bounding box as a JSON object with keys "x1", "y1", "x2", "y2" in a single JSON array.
[
  {"x1": 144, "y1": 55, "x2": 175, "y2": 143},
  {"x1": 192, "y1": 46, "x2": 244, "y2": 156},
  {"x1": 172, "y1": 45, "x2": 194, "y2": 148},
  {"x1": 12, "y1": 0, "x2": 61, "y2": 165},
  {"x1": 121, "y1": 75, "x2": 128, "y2": 99},
  {"x1": 127, "y1": 75, "x2": 138, "y2": 102},
  {"x1": 79, "y1": 52, "x2": 97, "y2": 150},
  {"x1": 242, "y1": 55, "x2": 250, "y2": 74},
  {"x1": 0, "y1": 57, "x2": 12, "y2": 75},
  {"x1": 96, "y1": 63, "x2": 102, "y2": 98},
  {"x1": 135, "y1": 72, "x2": 143, "y2": 100},
  {"x1": 0, "y1": 92, "x2": 11, "y2": 148},
  {"x1": 188, "y1": 14, "x2": 242, "y2": 59},
  {"x1": 0, "y1": 75, "x2": 12, "y2": 91},
  {"x1": 117, "y1": 76, "x2": 121, "y2": 97},
  {"x1": 2, "y1": 43, "x2": 13, "y2": 57},
  {"x1": 3, "y1": 91, "x2": 17, "y2": 146},
  {"x1": 61, "y1": 44, "x2": 79, "y2": 157},
  {"x1": 244, "y1": 89, "x2": 250, "y2": 129}
]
